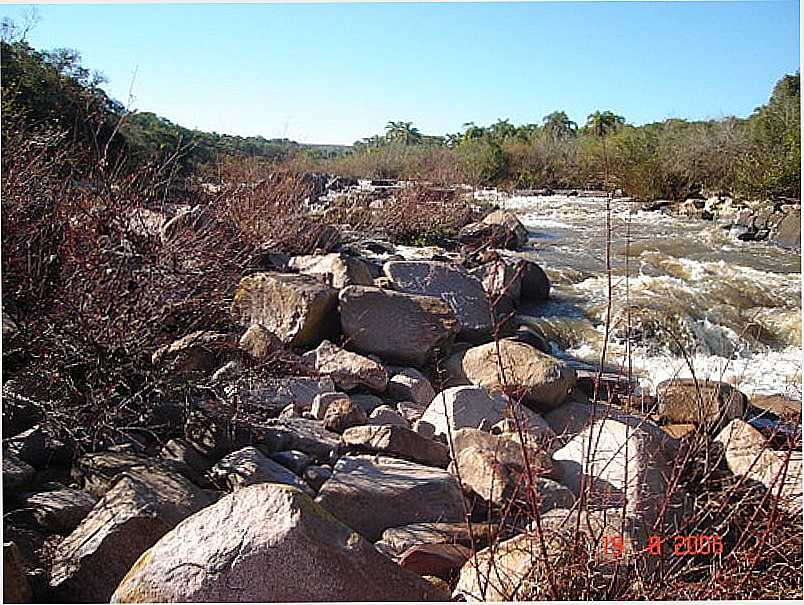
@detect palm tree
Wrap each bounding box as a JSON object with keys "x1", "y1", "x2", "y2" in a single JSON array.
[
  {"x1": 585, "y1": 111, "x2": 625, "y2": 138},
  {"x1": 385, "y1": 121, "x2": 422, "y2": 145},
  {"x1": 488, "y1": 118, "x2": 517, "y2": 142},
  {"x1": 462, "y1": 122, "x2": 486, "y2": 141},
  {"x1": 542, "y1": 111, "x2": 577, "y2": 141}
]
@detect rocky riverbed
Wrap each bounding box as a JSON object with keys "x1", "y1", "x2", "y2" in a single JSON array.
[{"x1": 3, "y1": 181, "x2": 802, "y2": 602}]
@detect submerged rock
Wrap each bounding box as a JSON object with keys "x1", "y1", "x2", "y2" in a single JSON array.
[{"x1": 111, "y1": 484, "x2": 446, "y2": 602}]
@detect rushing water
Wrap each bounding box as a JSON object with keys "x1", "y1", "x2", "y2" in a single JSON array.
[{"x1": 499, "y1": 194, "x2": 802, "y2": 400}]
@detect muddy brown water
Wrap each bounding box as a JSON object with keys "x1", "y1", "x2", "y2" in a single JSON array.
[{"x1": 498, "y1": 194, "x2": 801, "y2": 400}]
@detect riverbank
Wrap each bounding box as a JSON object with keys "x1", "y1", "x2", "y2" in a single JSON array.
[{"x1": 3, "y1": 174, "x2": 802, "y2": 602}]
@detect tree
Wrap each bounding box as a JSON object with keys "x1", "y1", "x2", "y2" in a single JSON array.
[
  {"x1": 585, "y1": 110, "x2": 625, "y2": 138},
  {"x1": 385, "y1": 121, "x2": 422, "y2": 145},
  {"x1": 487, "y1": 118, "x2": 517, "y2": 143},
  {"x1": 542, "y1": 111, "x2": 577, "y2": 141}
]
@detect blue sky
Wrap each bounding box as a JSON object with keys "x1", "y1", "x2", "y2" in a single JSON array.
[{"x1": 7, "y1": 1, "x2": 800, "y2": 144}]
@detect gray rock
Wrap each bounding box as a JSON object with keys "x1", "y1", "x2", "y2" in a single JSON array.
[
  {"x1": 3, "y1": 455, "x2": 35, "y2": 494},
  {"x1": 520, "y1": 260, "x2": 551, "y2": 301},
  {"x1": 231, "y1": 272, "x2": 338, "y2": 347},
  {"x1": 302, "y1": 340, "x2": 388, "y2": 392},
  {"x1": 263, "y1": 418, "x2": 342, "y2": 460},
  {"x1": 419, "y1": 385, "x2": 509, "y2": 438},
  {"x1": 303, "y1": 464, "x2": 333, "y2": 491},
  {"x1": 447, "y1": 339, "x2": 576, "y2": 412},
  {"x1": 714, "y1": 419, "x2": 802, "y2": 514},
  {"x1": 552, "y1": 416, "x2": 685, "y2": 529},
  {"x1": 288, "y1": 252, "x2": 375, "y2": 288},
  {"x1": 225, "y1": 376, "x2": 336, "y2": 415},
  {"x1": 50, "y1": 469, "x2": 213, "y2": 602},
  {"x1": 384, "y1": 260, "x2": 492, "y2": 341},
  {"x1": 238, "y1": 323, "x2": 284, "y2": 362},
  {"x1": 350, "y1": 393, "x2": 384, "y2": 414},
  {"x1": 449, "y1": 428, "x2": 554, "y2": 505},
  {"x1": 386, "y1": 368, "x2": 436, "y2": 405},
  {"x1": 315, "y1": 455, "x2": 465, "y2": 541},
  {"x1": 271, "y1": 450, "x2": 314, "y2": 475},
  {"x1": 311, "y1": 392, "x2": 350, "y2": 420},
  {"x1": 657, "y1": 378, "x2": 746, "y2": 426},
  {"x1": 481, "y1": 210, "x2": 529, "y2": 249},
  {"x1": 368, "y1": 405, "x2": 409, "y2": 428},
  {"x1": 110, "y1": 483, "x2": 446, "y2": 602},
  {"x1": 339, "y1": 286, "x2": 458, "y2": 367},
  {"x1": 342, "y1": 425, "x2": 450, "y2": 467},
  {"x1": 19, "y1": 485, "x2": 97, "y2": 534},
  {"x1": 151, "y1": 330, "x2": 236, "y2": 373},
  {"x1": 323, "y1": 398, "x2": 368, "y2": 434},
  {"x1": 210, "y1": 446, "x2": 313, "y2": 495}
]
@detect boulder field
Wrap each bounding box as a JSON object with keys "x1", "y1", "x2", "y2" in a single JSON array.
[{"x1": 3, "y1": 207, "x2": 800, "y2": 603}]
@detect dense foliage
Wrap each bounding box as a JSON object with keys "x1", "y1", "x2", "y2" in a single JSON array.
[{"x1": 330, "y1": 78, "x2": 800, "y2": 200}]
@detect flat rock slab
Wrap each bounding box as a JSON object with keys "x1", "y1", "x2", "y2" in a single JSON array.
[
  {"x1": 225, "y1": 376, "x2": 336, "y2": 416},
  {"x1": 210, "y1": 446, "x2": 313, "y2": 495},
  {"x1": 19, "y1": 485, "x2": 98, "y2": 534},
  {"x1": 262, "y1": 418, "x2": 342, "y2": 460},
  {"x1": 376, "y1": 522, "x2": 497, "y2": 558},
  {"x1": 339, "y1": 286, "x2": 458, "y2": 367},
  {"x1": 342, "y1": 425, "x2": 450, "y2": 467},
  {"x1": 384, "y1": 260, "x2": 492, "y2": 341},
  {"x1": 657, "y1": 379, "x2": 746, "y2": 426},
  {"x1": 303, "y1": 340, "x2": 388, "y2": 392},
  {"x1": 111, "y1": 483, "x2": 446, "y2": 602},
  {"x1": 315, "y1": 455, "x2": 465, "y2": 541},
  {"x1": 288, "y1": 252, "x2": 375, "y2": 288}
]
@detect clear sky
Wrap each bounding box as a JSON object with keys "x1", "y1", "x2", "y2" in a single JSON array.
[{"x1": 6, "y1": 1, "x2": 800, "y2": 144}]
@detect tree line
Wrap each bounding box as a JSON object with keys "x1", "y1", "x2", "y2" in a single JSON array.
[
  {"x1": 332, "y1": 82, "x2": 799, "y2": 201},
  {"x1": 1, "y1": 26, "x2": 799, "y2": 201}
]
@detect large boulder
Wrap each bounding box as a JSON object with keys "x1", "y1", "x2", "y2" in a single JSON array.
[
  {"x1": 449, "y1": 428, "x2": 554, "y2": 505},
  {"x1": 209, "y1": 446, "x2": 313, "y2": 495},
  {"x1": 447, "y1": 340, "x2": 576, "y2": 411},
  {"x1": 383, "y1": 260, "x2": 492, "y2": 341},
  {"x1": 288, "y1": 252, "x2": 375, "y2": 288},
  {"x1": 342, "y1": 425, "x2": 450, "y2": 467},
  {"x1": 656, "y1": 379, "x2": 746, "y2": 426},
  {"x1": 302, "y1": 340, "x2": 388, "y2": 392},
  {"x1": 470, "y1": 258, "x2": 522, "y2": 317},
  {"x1": 315, "y1": 455, "x2": 465, "y2": 541},
  {"x1": 481, "y1": 210, "x2": 528, "y2": 249},
  {"x1": 771, "y1": 209, "x2": 801, "y2": 248},
  {"x1": 714, "y1": 419, "x2": 802, "y2": 514},
  {"x1": 50, "y1": 469, "x2": 213, "y2": 602},
  {"x1": 520, "y1": 260, "x2": 551, "y2": 301},
  {"x1": 110, "y1": 484, "x2": 446, "y2": 602},
  {"x1": 339, "y1": 286, "x2": 458, "y2": 366},
  {"x1": 552, "y1": 416, "x2": 685, "y2": 529},
  {"x1": 231, "y1": 272, "x2": 338, "y2": 347}
]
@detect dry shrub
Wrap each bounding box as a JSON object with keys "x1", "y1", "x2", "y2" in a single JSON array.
[
  {"x1": 325, "y1": 184, "x2": 479, "y2": 246},
  {"x1": 1, "y1": 129, "x2": 331, "y2": 454}
]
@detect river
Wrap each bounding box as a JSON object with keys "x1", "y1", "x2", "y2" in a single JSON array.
[{"x1": 500, "y1": 194, "x2": 802, "y2": 400}]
